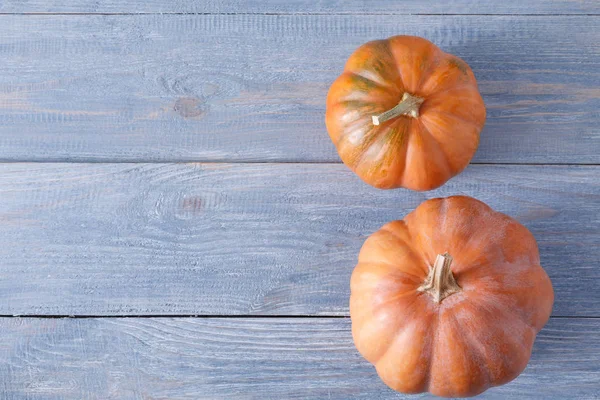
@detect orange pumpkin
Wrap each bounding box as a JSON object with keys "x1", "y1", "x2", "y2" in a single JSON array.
[
  {"x1": 326, "y1": 36, "x2": 486, "y2": 191},
  {"x1": 350, "y1": 196, "x2": 554, "y2": 397}
]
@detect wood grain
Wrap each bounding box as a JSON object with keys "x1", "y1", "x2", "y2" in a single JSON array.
[
  {"x1": 0, "y1": 317, "x2": 598, "y2": 399},
  {"x1": 0, "y1": 15, "x2": 598, "y2": 163},
  {"x1": 0, "y1": 0, "x2": 598, "y2": 15},
  {"x1": 0, "y1": 163, "x2": 598, "y2": 317}
]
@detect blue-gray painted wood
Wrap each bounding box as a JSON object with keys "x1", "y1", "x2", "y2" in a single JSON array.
[
  {"x1": 0, "y1": 317, "x2": 598, "y2": 399},
  {"x1": 0, "y1": 0, "x2": 598, "y2": 14},
  {"x1": 0, "y1": 15, "x2": 598, "y2": 163},
  {"x1": 0, "y1": 163, "x2": 598, "y2": 316}
]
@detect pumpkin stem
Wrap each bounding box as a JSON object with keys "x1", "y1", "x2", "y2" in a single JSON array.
[
  {"x1": 372, "y1": 92, "x2": 424, "y2": 126},
  {"x1": 418, "y1": 253, "x2": 461, "y2": 303}
]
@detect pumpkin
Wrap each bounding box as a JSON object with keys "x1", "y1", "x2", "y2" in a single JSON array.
[
  {"x1": 326, "y1": 36, "x2": 486, "y2": 191},
  {"x1": 350, "y1": 196, "x2": 554, "y2": 397}
]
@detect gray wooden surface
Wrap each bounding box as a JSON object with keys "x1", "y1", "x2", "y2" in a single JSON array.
[
  {"x1": 0, "y1": 15, "x2": 599, "y2": 163},
  {"x1": 0, "y1": 0, "x2": 599, "y2": 14},
  {"x1": 0, "y1": 318, "x2": 598, "y2": 400},
  {"x1": 0, "y1": 163, "x2": 598, "y2": 317},
  {"x1": 0, "y1": 1, "x2": 599, "y2": 399}
]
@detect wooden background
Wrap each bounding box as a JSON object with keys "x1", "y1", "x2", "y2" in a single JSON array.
[{"x1": 0, "y1": 1, "x2": 599, "y2": 399}]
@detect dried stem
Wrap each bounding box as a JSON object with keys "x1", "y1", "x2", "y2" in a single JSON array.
[
  {"x1": 372, "y1": 92, "x2": 424, "y2": 126},
  {"x1": 418, "y1": 253, "x2": 462, "y2": 303}
]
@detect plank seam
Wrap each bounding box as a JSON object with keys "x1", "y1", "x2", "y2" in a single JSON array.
[
  {"x1": 0, "y1": 161, "x2": 598, "y2": 166},
  {"x1": 2, "y1": 314, "x2": 350, "y2": 319},
  {"x1": 0, "y1": 13, "x2": 598, "y2": 16},
  {"x1": 0, "y1": 315, "x2": 596, "y2": 319}
]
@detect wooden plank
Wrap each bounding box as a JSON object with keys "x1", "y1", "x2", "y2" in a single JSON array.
[
  {"x1": 0, "y1": 163, "x2": 598, "y2": 317},
  {"x1": 0, "y1": 317, "x2": 598, "y2": 399},
  {"x1": 0, "y1": 15, "x2": 598, "y2": 163},
  {"x1": 0, "y1": 1, "x2": 598, "y2": 15}
]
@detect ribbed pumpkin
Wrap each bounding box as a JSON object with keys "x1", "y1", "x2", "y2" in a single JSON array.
[
  {"x1": 326, "y1": 36, "x2": 486, "y2": 191},
  {"x1": 350, "y1": 196, "x2": 554, "y2": 397}
]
